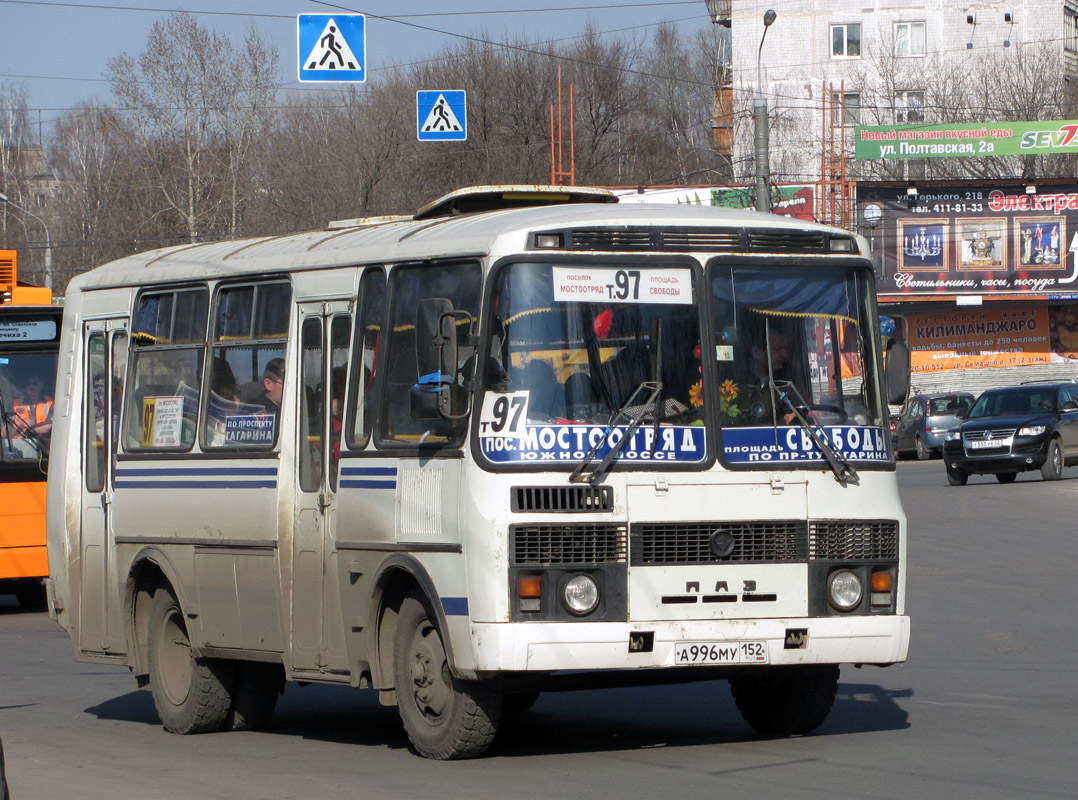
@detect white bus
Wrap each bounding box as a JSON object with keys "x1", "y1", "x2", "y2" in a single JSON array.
[{"x1": 47, "y1": 186, "x2": 909, "y2": 759}]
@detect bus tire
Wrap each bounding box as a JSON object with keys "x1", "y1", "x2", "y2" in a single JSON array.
[
  {"x1": 147, "y1": 587, "x2": 234, "y2": 735},
  {"x1": 393, "y1": 590, "x2": 501, "y2": 759},
  {"x1": 225, "y1": 662, "x2": 283, "y2": 731},
  {"x1": 14, "y1": 579, "x2": 47, "y2": 608},
  {"x1": 730, "y1": 664, "x2": 839, "y2": 737}
]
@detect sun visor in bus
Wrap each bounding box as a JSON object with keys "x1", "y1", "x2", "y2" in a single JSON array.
[{"x1": 413, "y1": 184, "x2": 618, "y2": 220}]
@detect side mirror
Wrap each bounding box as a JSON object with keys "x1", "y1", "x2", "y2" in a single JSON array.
[
  {"x1": 410, "y1": 298, "x2": 471, "y2": 421},
  {"x1": 954, "y1": 407, "x2": 968, "y2": 420},
  {"x1": 883, "y1": 337, "x2": 910, "y2": 406},
  {"x1": 1062, "y1": 400, "x2": 1078, "y2": 413}
]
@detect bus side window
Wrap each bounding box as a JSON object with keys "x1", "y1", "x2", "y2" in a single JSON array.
[
  {"x1": 124, "y1": 287, "x2": 208, "y2": 451},
  {"x1": 348, "y1": 269, "x2": 384, "y2": 449},
  {"x1": 202, "y1": 280, "x2": 290, "y2": 449},
  {"x1": 378, "y1": 262, "x2": 480, "y2": 445}
]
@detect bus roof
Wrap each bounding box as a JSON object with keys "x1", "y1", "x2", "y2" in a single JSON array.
[{"x1": 65, "y1": 195, "x2": 859, "y2": 293}]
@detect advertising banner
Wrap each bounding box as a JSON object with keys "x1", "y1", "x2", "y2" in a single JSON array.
[
  {"x1": 855, "y1": 120, "x2": 1078, "y2": 160},
  {"x1": 614, "y1": 185, "x2": 815, "y2": 221},
  {"x1": 858, "y1": 183, "x2": 1078, "y2": 298},
  {"x1": 905, "y1": 305, "x2": 1078, "y2": 372}
]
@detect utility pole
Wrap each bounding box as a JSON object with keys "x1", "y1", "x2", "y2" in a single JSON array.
[
  {"x1": 0, "y1": 192, "x2": 53, "y2": 291},
  {"x1": 754, "y1": 9, "x2": 777, "y2": 213}
]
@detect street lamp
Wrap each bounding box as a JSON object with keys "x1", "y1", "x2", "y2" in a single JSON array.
[
  {"x1": 0, "y1": 191, "x2": 52, "y2": 291},
  {"x1": 754, "y1": 9, "x2": 777, "y2": 213}
]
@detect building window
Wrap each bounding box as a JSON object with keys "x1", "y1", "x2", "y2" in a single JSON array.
[
  {"x1": 831, "y1": 92, "x2": 861, "y2": 125},
  {"x1": 831, "y1": 23, "x2": 861, "y2": 58},
  {"x1": 896, "y1": 90, "x2": 925, "y2": 124},
  {"x1": 895, "y1": 22, "x2": 926, "y2": 57}
]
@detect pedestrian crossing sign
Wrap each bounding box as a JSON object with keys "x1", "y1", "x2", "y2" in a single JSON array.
[
  {"x1": 417, "y1": 91, "x2": 467, "y2": 141},
  {"x1": 298, "y1": 14, "x2": 365, "y2": 83}
]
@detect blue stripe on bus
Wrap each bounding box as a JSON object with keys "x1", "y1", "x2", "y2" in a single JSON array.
[
  {"x1": 441, "y1": 597, "x2": 469, "y2": 616},
  {"x1": 116, "y1": 467, "x2": 278, "y2": 477},
  {"x1": 114, "y1": 480, "x2": 277, "y2": 489},
  {"x1": 114, "y1": 466, "x2": 278, "y2": 489},
  {"x1": 339, "y1": 480, "x2": 396, "y2": 489},
  {"x1": 340, "y1": 466, "x2": 397, "y2": 476}
]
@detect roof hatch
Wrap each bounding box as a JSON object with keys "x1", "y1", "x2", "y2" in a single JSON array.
[{"x1": 413, "y1": 184, "x2": 618, "y2": 220}]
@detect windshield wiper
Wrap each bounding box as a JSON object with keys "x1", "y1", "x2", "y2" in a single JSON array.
[
  {"x1": 569, "y1": 381, "x2": 662, "y2": 485},
  {"x1": 771, "y1": 380, "x2": 858, "y2": 486}
]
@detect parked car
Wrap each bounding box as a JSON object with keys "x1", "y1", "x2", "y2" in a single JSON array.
[
  {"x1": 941, "y1": 381, "x2": 1078, "y2": 485},
  {"x1": 894, "y1": 392, "x2": 975, "y2": 460}
]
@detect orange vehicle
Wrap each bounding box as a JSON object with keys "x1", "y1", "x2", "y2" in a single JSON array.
[{"x1": 1, "y1": 249, "x2": 59, "y2": 607}]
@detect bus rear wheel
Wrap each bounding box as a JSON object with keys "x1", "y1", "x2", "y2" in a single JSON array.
[
  {"x1": 147, "y1": 587, "x2": 234, "y2": 734},
  {"x1": 730, "y1": 664, "x2": 839, "y2": 736},
  {"x1": 392, "y1": 590, "x2": 501, "y2": 759},
  {"x1": 225, "y1": 662, "x2": 283, "y2": 731}
]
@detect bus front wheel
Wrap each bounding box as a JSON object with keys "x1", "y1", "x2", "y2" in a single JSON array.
[
  {"x1": 392, "y1": 590, "x2": 501, "y2": 759},
  {"x1": 730, "y1": 664, "x2": 839, "y2": 736},
  {"x1": 147, "y1": 587, "x2": 234, "y2": 734}
]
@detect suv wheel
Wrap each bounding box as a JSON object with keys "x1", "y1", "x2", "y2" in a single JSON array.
[
  {"x1": 996, "y1": 472, "x2": 1017, "y2": 484},
  {"x1": 1041, "y1": 439, "x2": 1063, "y2": 481},
  {"x1": 946, "y1": 465, "x2": 968, "y2": 486}
]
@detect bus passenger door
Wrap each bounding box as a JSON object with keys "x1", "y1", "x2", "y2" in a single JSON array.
[
  {"x1": 292, "y1": 302, "x2": 351, "y2": 673},
  {"x1": 78, "y1": 321, "x2": 128, "y2": 655}
]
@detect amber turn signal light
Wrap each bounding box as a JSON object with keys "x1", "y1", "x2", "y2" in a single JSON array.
[
  {"x1": 518, "y1": 577, "x2": 542, "y2": 598},
  {"x1": 870, "y1": 572, "x2": 893, "y2": 592}
]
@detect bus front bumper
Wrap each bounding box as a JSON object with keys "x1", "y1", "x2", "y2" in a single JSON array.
[{"x1": 468, "y1": 615, "x2": 910, "y2": 673}]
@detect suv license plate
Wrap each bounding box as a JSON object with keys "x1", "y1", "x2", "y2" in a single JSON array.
[
  {"x1": 970, "y1": 439, "x2": 1009, "y2": 449},
  {"x1": 673, "y1": 641, "x2": 769, "y2": 665}
]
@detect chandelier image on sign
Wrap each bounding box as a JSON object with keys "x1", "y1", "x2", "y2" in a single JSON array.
[{"x1": 904, "y1": 227, "x2": 942, "y2": 261}]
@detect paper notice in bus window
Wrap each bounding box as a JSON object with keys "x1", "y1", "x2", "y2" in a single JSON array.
[
  {"x1": 141, "y1": 396, "x2": 184, "y2": 447},
  {"x1": 224, "y1": 414, "x2": 275, "y2": 445},
  {"x1": 478, "y1": 391, "x2": 530, "y2": 439},
  {"x1": 551, "y1": 267, "x2": 692, "y2": 304}
]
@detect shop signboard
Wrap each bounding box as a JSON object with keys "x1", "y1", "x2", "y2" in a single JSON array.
[
  {"x1": 906, "y1": 305, "x2": 1078, "y2": 373},
  {"x1": 855, "y1": 120, "x2": 1078, "y2": 160},
  {"x1": 858, "y1": 182, "x2": 1078, "y2": 299}
]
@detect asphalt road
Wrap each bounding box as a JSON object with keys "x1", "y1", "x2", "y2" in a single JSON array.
[{"x1": 2, "y1": 460, "x2": 1077, "y2": 799}]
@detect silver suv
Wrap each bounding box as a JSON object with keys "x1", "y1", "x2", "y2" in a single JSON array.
[{"x1": 894, "y1": 392, "x2": 975, "y2": 460}]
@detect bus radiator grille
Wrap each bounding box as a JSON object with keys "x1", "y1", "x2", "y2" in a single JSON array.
[
  {"x1": 510, "y1": 485, "x2": 614, "y2": 513},
  {"x1": 630, "y1": 521, "x2": 808, "y2": 565},
  {"x1": 509, "y1": 523, "x2": 628, "y2": 566},
  {"x1": 808, "y1": 520, "x2": 899, "y2": 560}
]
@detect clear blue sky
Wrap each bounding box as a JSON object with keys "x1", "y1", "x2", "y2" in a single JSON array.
[{"x1": 1, "y1": 1, "x2": 712, "y2": 130}]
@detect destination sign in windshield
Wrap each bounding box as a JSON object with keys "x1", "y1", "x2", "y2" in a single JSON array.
[{"x1": 0, "y1": 318, "x2": 58, "y2": 342}]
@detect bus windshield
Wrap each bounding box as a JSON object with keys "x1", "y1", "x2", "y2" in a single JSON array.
[
  {"x1": 711, "y1": 263, "x2": 888, "y2": 466},
  {"x1": 479, "y1": 261, "x2": 705, "y2": 467},
  {"x1": 1, "y1": 338, "x2": 58, "y2": 465}
]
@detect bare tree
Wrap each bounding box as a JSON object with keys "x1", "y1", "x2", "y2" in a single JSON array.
[{"x1": 108, "y1": 13, "x2": 278, "y2": 243}]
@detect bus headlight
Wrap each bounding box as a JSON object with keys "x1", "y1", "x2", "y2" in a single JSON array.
[
  {"x1": 562, "y1": 574, "x2": 600, "y2": 615},
  {"x1": 827, "y1": 569, "x2": 863, "y2": 611}
]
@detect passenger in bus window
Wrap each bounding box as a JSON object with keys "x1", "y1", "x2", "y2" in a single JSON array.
[
  {"x1": 10, "y1": 372, "x2": 54, "y2": 437},
  {"x1": 242, "y1": 358, "x2": 285, "y2": 417}
]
